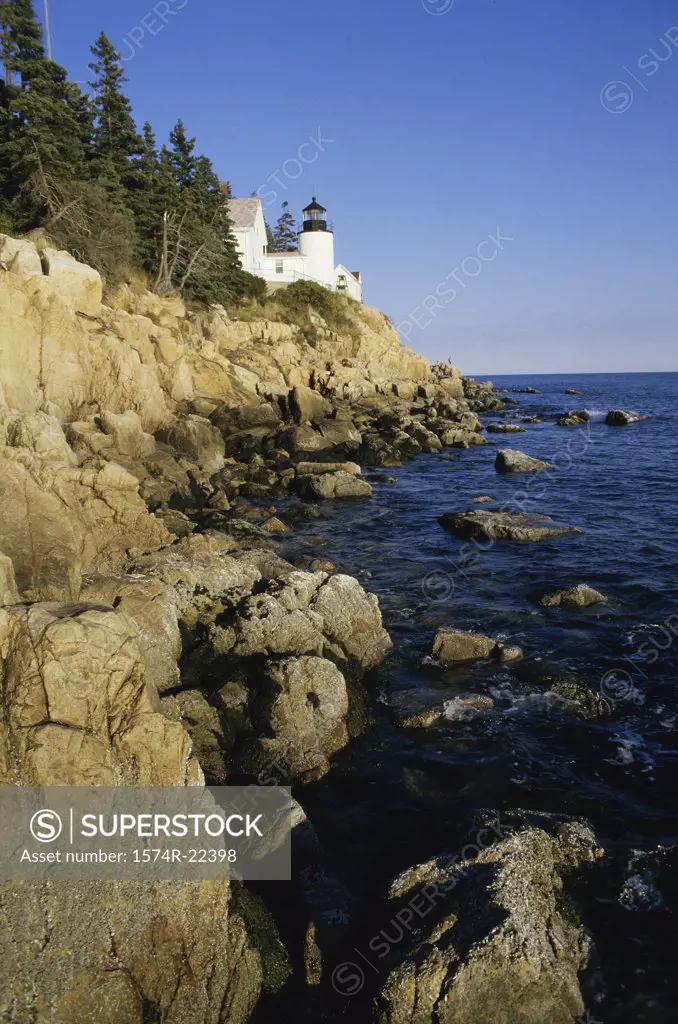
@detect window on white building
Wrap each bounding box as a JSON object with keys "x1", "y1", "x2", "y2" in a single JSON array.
[{"x1": 276, "y1": 260, "x2": 284, "y2": 274}]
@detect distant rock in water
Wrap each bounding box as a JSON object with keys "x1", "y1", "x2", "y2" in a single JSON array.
[
  {"x1": 558, "y1": 410, "x2": 590, "y2": 426},
  {"x1": 495, "y1": 448, "x2": 552, "y2": 473},
  {"x1": 439, "y1": 509, "x2": 582, "y2": 542},
  {"x1": 606, "y1": 409, "x2": 644, "y2": 426},
  {"x1": 433, "y1": 628, "x2": 498, "y2": 664},
  {"x1": 538, "y1": 584, "x2": 607, "y2": 608},
  {"x1": 565, "y1": 388, "x2": 579, "y2": 394},
  {"x1": 432, "y1": 627, "x2": 524, "y2": 665},
  {"x1": 486, "y1": 423, "x2": 527, "y2": 434},
  {"x1": 511, "y1": 386, "x2": 540, "y2": 393}
]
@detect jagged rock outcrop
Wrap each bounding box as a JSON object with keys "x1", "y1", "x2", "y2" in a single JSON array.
[
  {"x1": 0, "y1": 601, "x2": 201, "y2": 786},
  {"x1": 0, "y1": 412, "x2": 169, "y2": 600},
  {"x1": 0, "y1": 234, "x2": 432, "y2": 430},
  {"x1": 376, "y1": 823, "x2": 599, "y2": 1024}
]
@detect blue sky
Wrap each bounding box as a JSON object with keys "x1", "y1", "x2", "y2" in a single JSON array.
[{"x1": 46, "y1": 0, "x2": 677, "y2": 374}]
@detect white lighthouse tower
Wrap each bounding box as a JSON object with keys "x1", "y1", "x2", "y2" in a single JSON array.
[{"x1": 298, "y1": 198, "x2": 335, "y2": 288}]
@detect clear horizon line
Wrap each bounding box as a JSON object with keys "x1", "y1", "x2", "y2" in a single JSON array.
[{"x1": 464, "y1": 369, "x2": 678, "y2": 377}]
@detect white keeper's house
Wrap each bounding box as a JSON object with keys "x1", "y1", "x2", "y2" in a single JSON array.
[{"x1": 228, "y1": 196, "x2": 363, "y2": 302}]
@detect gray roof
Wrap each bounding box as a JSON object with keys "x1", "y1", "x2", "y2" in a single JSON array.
[{"x1": 228, "y1": 198, "x2": 261, "y2": 229}]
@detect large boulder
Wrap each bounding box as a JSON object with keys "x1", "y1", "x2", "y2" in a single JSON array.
[
  {"x1": 439, "y1": 510, "x2": 581, "y2": 543},
  {"x1": 0, "y1": 233, "x2": 42, "y2": 276},
  {"x1": 0, "y1": 602, "x2": 200, "y2": 786},
  {"x1": 376, "y1": 823, "x2": 600, "y2": 1024},
  {"x1": 300, "y1": 471, "x2": 373, "y2": 500},
  {"x1": 41, "y1": 246, "x2": 103, "y2": 316},
  {"x1": 290, "y1": 384, "x2": 332, "y2": 424},
  {"x1": 211, "y1": 570, "x2": 392, "y2": 682},
  {"x1": 159, "y1": 415, "x2": 226, "y2": 474},
  {"x1": 495, "y1": 448, "x2": 552, "y2": 473},
  {"x1": 99, "y1": 408, "x2": 156, "y2": 458},
  {"x1": 244, "y1": 655, "x2": 349, "y2": 780}
]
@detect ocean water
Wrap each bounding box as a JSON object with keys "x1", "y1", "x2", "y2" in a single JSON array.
[{"x1": 284, "y1": 372, "x2": 678, "y2": 1022}]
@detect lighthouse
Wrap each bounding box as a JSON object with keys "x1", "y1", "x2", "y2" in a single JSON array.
[{"x1": 298, "y1": 198, "x2": 335, "y2": 288}]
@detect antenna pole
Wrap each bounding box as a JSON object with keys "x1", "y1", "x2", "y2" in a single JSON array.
[{"x1": 43, "y1": 0, "x2": 52, "y2": 59}]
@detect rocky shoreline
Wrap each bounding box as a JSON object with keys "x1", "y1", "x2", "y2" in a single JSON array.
[{"x1": 0, "y1": 235, "x2": 645, "y2": 1023}]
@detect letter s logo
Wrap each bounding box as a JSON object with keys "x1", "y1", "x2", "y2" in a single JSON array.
[{"x1": 30, "y1": 809, "x2": 63, "y2": 843}]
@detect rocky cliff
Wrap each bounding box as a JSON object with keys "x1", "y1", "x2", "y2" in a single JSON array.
[
  {"x1": 0, "y1": 237, "x2": 594, "y2": 1024},
  {"x1": 0, "y1": 236, "x2": 450, "y2": 1022}
]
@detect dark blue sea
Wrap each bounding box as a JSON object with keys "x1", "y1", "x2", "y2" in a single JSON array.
[{"x1": 292, "y1": 372, "x2": 678, "y2": 1023}]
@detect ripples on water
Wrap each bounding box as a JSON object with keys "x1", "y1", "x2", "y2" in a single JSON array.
[{"x1": 285, "y1": 372, "x2": 678, "y2": 1022}]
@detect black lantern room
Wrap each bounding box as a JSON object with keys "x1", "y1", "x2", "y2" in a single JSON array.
[{"x1": 302, "y1": 197, "x2": 328, "y2": 232}]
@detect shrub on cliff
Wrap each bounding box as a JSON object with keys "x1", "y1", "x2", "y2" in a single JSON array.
[{"x1": 274, "y1": 279, "x2": 360, "y2": 337}]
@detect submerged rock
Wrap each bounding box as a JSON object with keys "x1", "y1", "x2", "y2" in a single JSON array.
[
  {"x1": 398, "y1": 708, "x2": 445, "y2": 729},
  {"x1": 548, "y1": 680, "x2": 610, "y2": 720},
  {"x1": 376, "y1": 823, "x2": 599, "y2": 1024},
  {"x1": 471, "y1": 495, "x2": 495, "y2": 503},
  {"x1": 538, "y1": 584, "x2": 607, "y2": 608},
  {"x1": 495, "y1": 448, "x2": 553, "y2": 473},
  {"x1": 439, "y1": 510, "x2": 581, "y2": 543},
  {"x1": 496, "y1": 644, "x2": 524, "y2": 663}
]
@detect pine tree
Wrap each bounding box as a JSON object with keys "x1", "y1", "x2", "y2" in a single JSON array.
[
  {"x1": 1, "y1": 0, "x2": 44, "y2": 90},
  {"x1": 152, "y1": 119, "x2": 244, "y2": 304},
  {"x1": 88, "y1": 31, "x2": 141, "y2": 184},
  {"x1": 0, "y1": 0, "x2": 87, "y2": 227},
  {"x1": 167, "y1": 118, "x2": 196, "y2": 188},
  {"x1": 269, "y1": 200, "x2": 299, "y2": 252},
  {"x1": 128, "y1": 122, "x2": 177, "y2": 269}
]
